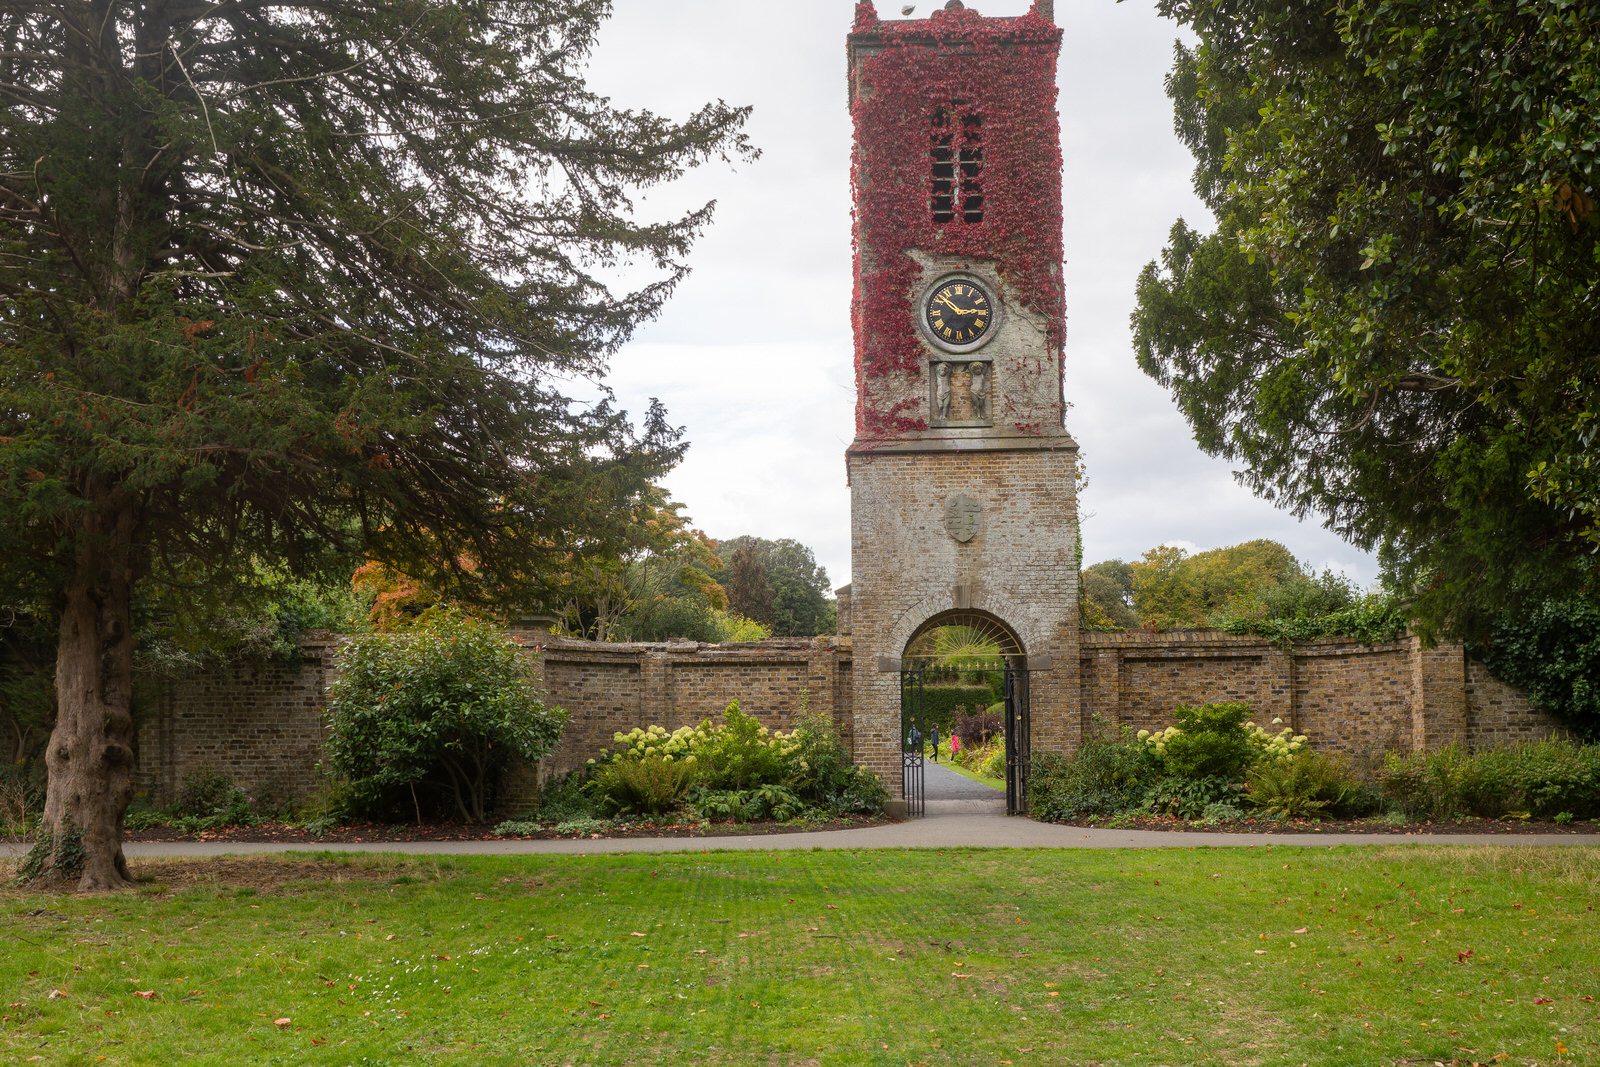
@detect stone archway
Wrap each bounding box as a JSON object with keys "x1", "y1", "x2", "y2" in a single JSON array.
[{"x1": 897, "y1": 611, "x2": 1032, "y2": 816}]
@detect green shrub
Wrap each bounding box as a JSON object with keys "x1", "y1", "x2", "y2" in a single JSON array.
[
  {"x1": 1142, "y1": 775, "x2": 1244, "y2": 820},
  {"x1": 163, "y1": 770, "x2": 258, "y2": 831},
  {"x1": 1472, "y1": 739, "x2": 1600, "y2": 819},
  {"x1": 1379, "y1": 746, "x2": 1474, "y2": 821},
  {"x1": 174, "y1": 770, "x2": 251, "y2": 819},
  {"x1": 536, "y1": 770, "x2": 599, "y2": 822},
  {"x1": 324, "y1": 610, "x2": 567, "y2": 823},
  {"x1": 690, "y1": 784, "x2": 806, "y2": 823},
  {"x1": 1379, "y1": 740, "x2": 1600, "y2": 820},
  {"x1": 1029, "y1": 724, "x2": 1161, "y2": 821},
  {"x1": 1149, "y1": 702, "x2": 1257, "y2": 780},
  {"x1": 1247, "y1": 751, "x2": 1376, "y2": 819},
  {"x1": 693, "y1": 702, "x2": 793, "y2": 791},
  {"x1": 786, "y1": 712, "x2": 887, "y2": 816},
  {"x1": 589, "y1": 755, "x2": 694, "y2": 816}
]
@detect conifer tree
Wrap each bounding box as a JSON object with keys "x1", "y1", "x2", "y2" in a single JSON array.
[{"x1": 0, "y1": 1, "x2": 753, "y2": 889}]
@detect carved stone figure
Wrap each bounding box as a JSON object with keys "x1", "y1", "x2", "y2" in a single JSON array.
[
  {"x1": 934, "y1": 361, "x2": 952, "y2": 419},
  {"x1": 969, "y1": 361, "x2": 989, "y2": 418}
]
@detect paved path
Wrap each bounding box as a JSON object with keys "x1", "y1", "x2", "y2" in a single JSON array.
[
  {"x1": 4, "y1": 815, "x2": 1594, "y2": 861},
  {"x1": 922, "y1": 759, "x2": 1008, "y2": 815}
]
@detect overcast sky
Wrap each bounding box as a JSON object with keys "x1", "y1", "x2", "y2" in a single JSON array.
[{"x1": 578, "y1": 0, "x2": 1380, "y2": 592}]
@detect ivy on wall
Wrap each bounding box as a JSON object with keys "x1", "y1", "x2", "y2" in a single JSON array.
[{"x1": 850, "y1": 1, "x2": 1064, "y2": 440}]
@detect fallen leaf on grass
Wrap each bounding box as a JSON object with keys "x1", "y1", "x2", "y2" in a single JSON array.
[
  {"x1": 1535, "y1": 998, "x2": 1554, "y2": 1005},
  {"x1": 273, "y1": 1018, "x2": 291, "y2": 1027},
  {"x1": 952, "y1": 973, "x2": 973, "y2": 978},
  {"x1": 130, "y1": 991, "x2": 156, "y2": 1000},
  {"x1": 1293, "y1": 927, "x2": 1309, "y2": 934}
]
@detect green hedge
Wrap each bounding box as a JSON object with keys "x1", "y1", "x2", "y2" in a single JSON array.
[{"x1": 909, "y1": 683, "x2": 998, "y2": 732}]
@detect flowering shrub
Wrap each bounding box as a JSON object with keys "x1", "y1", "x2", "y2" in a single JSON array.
[
  {"x1": 1034, "y1": 707, "x2": 1322, "y2": 823},
  {"x1": 1133, "y1": 702, "x2": 1258, "y2": 780},
  {"x1": 1138, "y1": 718, "x2": 1308, "y2": 767},
  {"x1": 586, "y1": 701, "x2": 886, "y2": 819}
]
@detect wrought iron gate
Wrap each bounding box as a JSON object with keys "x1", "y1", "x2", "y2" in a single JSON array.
[
  {"x1": 900, "y1": 669, "x2": 927, "y2": 818},
  {"x1": 1003, "y1": 666, "x2": 1031, "y2": 816},
  {"x1": 900, "y1": 661, "x2": 1032, "y2": 817}
]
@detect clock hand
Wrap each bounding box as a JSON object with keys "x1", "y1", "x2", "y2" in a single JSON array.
[{"x1": 935, "y1": 295, "x2": 978, "y2": 315}]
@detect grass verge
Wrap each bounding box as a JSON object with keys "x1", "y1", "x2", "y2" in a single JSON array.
[
  {"x1": 939, "y1": 761, "x2": 1004, "y2": 790},
  {"x1": 2, "y1": 846, "x2": 1597, "y2": 1065}
]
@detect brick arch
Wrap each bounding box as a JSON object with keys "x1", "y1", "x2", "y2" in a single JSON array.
[{"x1": 886, "y1": 589, "x2": 1041, "y2": 662}]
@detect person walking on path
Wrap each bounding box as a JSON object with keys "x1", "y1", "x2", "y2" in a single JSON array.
[
  {"x1": 951, "y1": 732, "x2": 961, "y2": 761},
  {"x1": 930, "y1": 723, "x2": 941, "y2": 763}
]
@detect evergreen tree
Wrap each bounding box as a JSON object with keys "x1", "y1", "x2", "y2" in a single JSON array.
[
  {"x1": 0, "y1": 1, "x2": 752, "y2": 889},
  {"x1": 1134, "y1": 0, "x2": 1600, "y2": 639},
  {"x1": 714, "y1": 537, "x2": 834, "y2": 637}
]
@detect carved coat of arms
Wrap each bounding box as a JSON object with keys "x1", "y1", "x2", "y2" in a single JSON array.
[{"x1": 943, "y1": 494, "x2": 982, "y2": 543}]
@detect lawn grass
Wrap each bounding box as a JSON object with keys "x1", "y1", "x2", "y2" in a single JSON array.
[
  {"x1": 2, "y1": 845, "x2": 1597, "y2": 1066},
  {"x1": 938, "y1": 760, "x2": 1003, "y2": 790}
]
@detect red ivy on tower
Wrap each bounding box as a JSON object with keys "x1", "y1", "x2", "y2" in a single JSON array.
[{"x1": 849, "y1": 1, "x2": 1064, "y2": 440}]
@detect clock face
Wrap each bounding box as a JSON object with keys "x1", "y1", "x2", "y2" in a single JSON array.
[{"x1": 923, "y1": 278, "x2": 995, "y2": 349}]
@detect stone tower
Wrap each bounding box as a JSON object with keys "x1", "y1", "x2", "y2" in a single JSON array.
[{"x1": 844, "y1": 1, "x2": 1080, "y2": 809}]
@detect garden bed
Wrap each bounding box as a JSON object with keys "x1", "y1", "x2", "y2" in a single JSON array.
[{"x1": 116, "y1": 813, "x2": 898, "y2": 845}]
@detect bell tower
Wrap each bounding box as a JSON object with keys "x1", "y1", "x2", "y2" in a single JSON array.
[{"x1": 844, "y1": 0, "x2": 1080, "y2": 810}]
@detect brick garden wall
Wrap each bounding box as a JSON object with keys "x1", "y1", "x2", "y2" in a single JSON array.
[
  {"x1": 533, "y1": 636, "x2": 852, "y2": 778},
  {"x1": 133, "y1": 635, "x2": 853, "y2": 809},
  {"x1": 135, "y1": 629, "x2": 1562, "y2": 809},
  {"x1": 1078, "y1": 631, "x2": 1563, "y2": 753},
  {"x1": 134, "y1": 637, "x2": 337, "y2": 809}
]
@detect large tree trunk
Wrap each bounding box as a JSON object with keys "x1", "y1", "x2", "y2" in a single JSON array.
[{"x1": 35, "y1": 500, "x2": 141, "y2": 891}]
